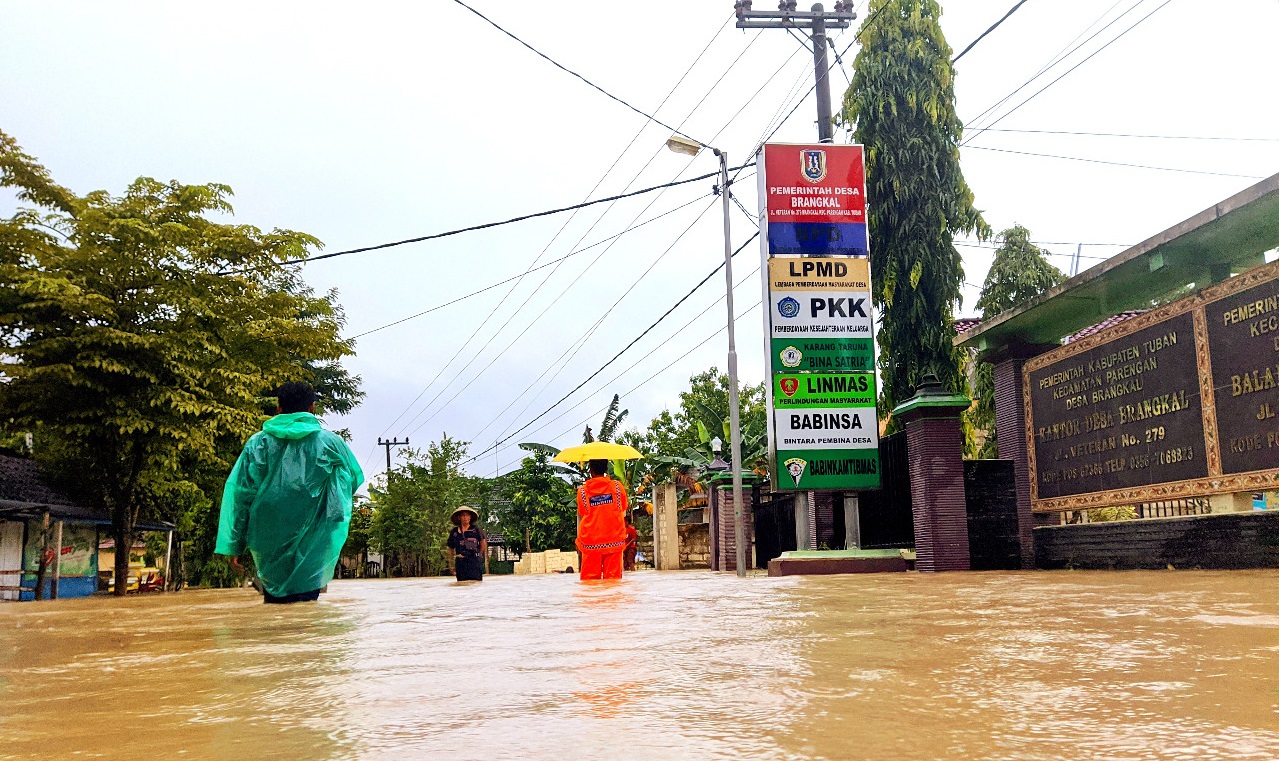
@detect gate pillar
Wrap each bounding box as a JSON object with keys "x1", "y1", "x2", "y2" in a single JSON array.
[
  {"x1": 992, "y1": 345, "x2": 1057, "y2": 569},
  {"x1": 893, "y1": 378, "x2": 972, "y2": 572},
  {"x1": 652, "y1": 483, "x2": 680, "y2": 571}
]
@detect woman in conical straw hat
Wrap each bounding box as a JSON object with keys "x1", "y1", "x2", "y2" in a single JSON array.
[{"x1": 447, "y1": 506, "x2": 487, "y2": 582}]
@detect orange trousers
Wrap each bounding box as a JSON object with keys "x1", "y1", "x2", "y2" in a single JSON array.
[{"x1": 580, "y1": 550, "x2": 623, "y2": 581}]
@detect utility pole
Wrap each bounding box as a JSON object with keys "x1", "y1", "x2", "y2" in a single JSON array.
[
  {"x1": 378, "y1": 437, "x2": 410, "y2": 474},
  {"x1": 735, "y1": 1, "x2": 858, "y2": 143}
]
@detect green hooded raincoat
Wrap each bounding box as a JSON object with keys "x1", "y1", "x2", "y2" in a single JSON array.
[{"x1": 215, "y1": 412, "x2": 365, "y2": 598}]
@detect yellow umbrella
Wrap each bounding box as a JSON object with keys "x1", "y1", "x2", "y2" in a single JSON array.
[{"x1": 553, "y1": 441, "x2": 643, "y2": 463}]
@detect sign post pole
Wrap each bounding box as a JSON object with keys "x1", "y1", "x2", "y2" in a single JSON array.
[{"x1": 718, "y1": 149, "x2": 748, "y2": 577}]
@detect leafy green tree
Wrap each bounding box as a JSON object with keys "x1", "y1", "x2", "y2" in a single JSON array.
[
  {"x1": 0, "y1": 129, "x2": 356, "y2": 594},
  {"x1": 494, "y1": 448, "x2": 576, "y2": 553},
  {"x1": 841, "y1": 0, "x2": 990, "y2": 416},
  {"x1": 341, "y1": 497, "x2": 374, "y2": 576},
  {"x1": 369, "y1": 435, "x2": 471, "y2": 576},
  {"x1": 975, "y1": 225, "x2": 1066, "y2": 317},
  {"x1": 966, "y1": 225, "x2": 1066, "y2": 457}
]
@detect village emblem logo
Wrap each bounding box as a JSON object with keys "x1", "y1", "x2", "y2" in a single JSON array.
[
  {"x1": 801, "y1": 149, "x2": 827, "y2": 183},
  {"x1": 784, "y1": 457, "x2": 808, "y2": 487},
  {"x1": 780, "y1": 345, "x2": 802, "y2": 368},
  {"x1": 780, "y1": 377, "x2": 799, "y2": 397},
  {"x1": 777, "y1": 296, "x2": 801, "y2": 318}
]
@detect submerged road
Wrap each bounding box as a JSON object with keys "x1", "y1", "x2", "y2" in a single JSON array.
[{"x1": 2, "y1": 569, "x2": 1278, "y2": 759}]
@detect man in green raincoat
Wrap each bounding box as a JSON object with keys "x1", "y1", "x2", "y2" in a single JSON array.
[{"x1": 216, "y1": 381, "x2": 365, "y2": 604}]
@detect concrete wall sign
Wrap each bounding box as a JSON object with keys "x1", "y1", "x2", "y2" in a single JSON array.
[{"x1": 1024, "y1": 260, "x2": 1279, "y2": 512}]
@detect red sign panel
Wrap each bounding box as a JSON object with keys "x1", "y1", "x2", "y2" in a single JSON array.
[
  {"x1": 761, "y1": 143, "x2": 866, "y2": 224},
  {"x1": 760, "y1": 143, "x2": 868, "y2": 257}
]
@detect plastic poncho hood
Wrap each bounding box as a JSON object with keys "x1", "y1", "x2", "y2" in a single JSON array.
[{"x1": 215, "y1": 412, "x2": 365, "y2": 598}]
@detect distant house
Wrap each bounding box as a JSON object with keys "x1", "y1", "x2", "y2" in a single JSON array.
[{"x1": 0, "y1": 454, "x2": 173, "y2": 601}]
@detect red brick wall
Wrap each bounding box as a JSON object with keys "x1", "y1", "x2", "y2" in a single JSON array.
[
  {"x1": 905, "y1": 416, "x2": 971, "y2": 572},
  {"x1": 715, "y1": 486, "x2": 756, "y2": 571}
]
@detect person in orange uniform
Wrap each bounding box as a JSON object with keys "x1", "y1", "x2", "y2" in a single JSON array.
[{"x1": 576, "y1": 459, "x2": 628, "y2": 581}]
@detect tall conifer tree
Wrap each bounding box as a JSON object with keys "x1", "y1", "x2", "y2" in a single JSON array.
[{"x1": 841, "y1": 0, "x2": 990, "y2": 414}]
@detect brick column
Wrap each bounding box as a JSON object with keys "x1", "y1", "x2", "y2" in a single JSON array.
[
  {"x1": 893, "y1": 382, "x2": 972, "y2": 572},
  {"x1": 991, "y1": 346, "x2": 1055, "y2": 569},
  {"x1": 993, "y1": 357, "x2": 1034, "y2": 569},
  {"x1": 715, "y1": 484, "x2": 755, "y2": 571}
]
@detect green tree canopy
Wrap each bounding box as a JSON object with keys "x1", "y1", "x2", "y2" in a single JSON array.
[
  {"x1": 841, "y1": 0, "x2": 990, "y2": 412},
  {"x1": 975, "y1": 225, "x2": 1066, "y2": 319},
  {"x1": 966, "y1": 225, "x2": 1065, "y2": 458},
  {"x1": 0, "y1": 129, "x2": 358, "y2": 593},
  {"x1": 493, "y1": 448, "x2": 576, "y2": 554},
  {"x1": 369, "y1": 435, "x2": 474, "y2": 576}
]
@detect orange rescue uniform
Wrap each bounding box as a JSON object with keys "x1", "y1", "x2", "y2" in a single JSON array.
[{"x1": 576, "y1": 475, "x2": 628, "y2": 580}]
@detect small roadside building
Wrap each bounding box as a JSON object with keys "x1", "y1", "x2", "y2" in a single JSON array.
[{"x1": 0, "y1": 454, "x2": 174, "y2": 601}]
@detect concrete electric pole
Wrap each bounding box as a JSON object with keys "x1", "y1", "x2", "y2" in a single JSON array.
[
  {"x1": 378, "y1": 437, "x2": 410, "y2": 474},
  {"x1": 735, "y1": 1, "x2": 858, "y2": 143}
]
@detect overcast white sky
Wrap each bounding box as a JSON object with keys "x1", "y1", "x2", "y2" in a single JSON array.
[{"x1": 3, "y1": 0, "x2": 1277, "y2": 482}]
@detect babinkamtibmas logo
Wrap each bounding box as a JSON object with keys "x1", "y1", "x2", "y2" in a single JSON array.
[
  {"x1": 801, "y1": 149, "x2": 827, "y2": 183},
  {"x1": 784, "y1": 457, "x2": 808, "y2": 487}
]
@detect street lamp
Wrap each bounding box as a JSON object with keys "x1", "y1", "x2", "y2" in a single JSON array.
[
  {"x1": 706, "y1": 436, "x2": 730, "y2": 473},
  {"x1": 667, "y1": 134, "x2": 747, "y2": 577}
]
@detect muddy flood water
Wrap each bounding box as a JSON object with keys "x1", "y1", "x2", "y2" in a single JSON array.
[{"x1": 2, "y1": 570, "x2": 1278, "y2": 760}]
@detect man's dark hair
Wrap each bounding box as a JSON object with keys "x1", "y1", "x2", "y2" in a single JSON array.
[
  {"x1": 588, "y1": 459, "x2": 608, "y2": 476},
  {"x1": 276, "y1": 381, "x2": 318, "y2": 414}
]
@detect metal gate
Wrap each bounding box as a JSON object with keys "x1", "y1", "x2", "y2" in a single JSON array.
[
  {"x1": 857, "y1": 431, "x2": 915, "y2": 549},
  {"x1": 752, "y1": 493, "x2": 797, "y2": 567}
]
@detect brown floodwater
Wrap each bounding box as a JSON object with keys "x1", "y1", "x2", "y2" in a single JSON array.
[{"x1": 1, "y1": 570, "x2": 1277, "y2": 760}]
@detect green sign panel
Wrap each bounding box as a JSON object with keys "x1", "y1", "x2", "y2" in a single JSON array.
[
  {"x1": 775, "y1": 449, "x2": 881, "y2": 490},
  {"x1": 773, "y1": 372, "x2": 876, "y2": 407},
  {"x1": 771, "y1": 338, "x2": 874, "y2": 373}
]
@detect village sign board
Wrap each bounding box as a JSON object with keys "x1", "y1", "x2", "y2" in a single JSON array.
[{"x1": 758, "y1": 143, "x2": 880, "y2": 490}]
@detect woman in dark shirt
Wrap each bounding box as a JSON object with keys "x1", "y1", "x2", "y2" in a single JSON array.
[{"x1": 447, "y1": 506, "x2": 487, "y2": 581}]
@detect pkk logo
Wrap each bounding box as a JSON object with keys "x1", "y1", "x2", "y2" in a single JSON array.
[
  {"x1": 780, "y1": 345, "x2": 803, "y2": 368},
  {"x1": 801, "y1": 149, "x2": 827, "y2": 183},
  {"x1": 779, "y1": 377, "x2": 799, "y2": 397},
  {"x1": 777, "y1": 296, "x2": 801, "y2": 319},
  {"x1": 784, "y1": 457, "x2": 808, "y2": 487}
]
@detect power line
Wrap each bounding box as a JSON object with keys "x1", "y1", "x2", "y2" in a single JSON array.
[
  {"x1": 403, "y1": 196, "x2": 722, "y2": 439},
  {"x1": 470, "y1": 40, "x2": 810, "y2": 443},
  {"x1": 276, "y1": 163, "x2": 749, "y2": 271},
  {"x1": 390, "y1": 31, "x2": 773, "y2": 445},
  {"x1": 964, "y1": 0, "x2": 1176, "y2": 144},
  {"x1": 369, "y1": 23, "x2": 751, "y2": 456},
  {"x1": 346, "y1": 193, "x2": 711, "y2": 340},
  {"x1": 952, "y1": 0, "x2": 1033, "y2": 63},
  {"x1": 969, "y1": 128, "x2": 1279, "y2": 142},
  {"x1": 362, "y1": 17, "x2": 739, "y2": 469},
  {"x1": 965, "y1": 144, "x2": 1262, "y2": 179},
  {"x1": 449, "y1": 0, "x2": 703, "y2": 146},
  {"x1": 484, "y1": 259, "x2": 765, "y2": 458},
  {"x1": 470, "y1": 299, "x2": 765, "y2": 467},
  {"x1": 963, "y1": 0, "x2": 1136, "y2": 136},
  {"x1": 954, "y1": 240, "x2": 1114, "y2": 260},
  {"x1": 470, "y1": 45, "x2": 811, "y2": 444},
  {"x1": 461, "y1": 231, "x2": 760, "y2": 464}
]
